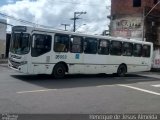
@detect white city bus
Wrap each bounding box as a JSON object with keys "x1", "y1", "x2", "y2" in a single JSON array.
[{"x1": 8, "y1": 26, "x2": 153, "y2": 78}]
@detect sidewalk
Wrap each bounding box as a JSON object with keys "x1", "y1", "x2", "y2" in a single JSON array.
[
  {"x1": 151, "y1": 68, "x2": 160, "y2": 72},
  {"x1": 0, "y1": 64, "x2": 8, "y2": 68},
  {"x1": 0, "y1": 59, "x2": 8, "y2": 64},
  {"x1": 0, "y1": 59, "x2": 8, "y2": 68},
  {"x1": 136, "y1": 71, "x2": 160, "y2": 79}
]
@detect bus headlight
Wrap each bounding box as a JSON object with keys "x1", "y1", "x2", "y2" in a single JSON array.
[{"x1": 21, "y1": 61, "x2": 27, "y2": 65}]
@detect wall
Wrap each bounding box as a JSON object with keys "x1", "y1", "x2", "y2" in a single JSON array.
[
  {"x1": 0, "y1": 40, "x2": 6, "y2": 58},
  {"x1": 152, "y1": 49, "x2": 160, "y2": 68},
  {"x1": 111, "y1": 0, "x2": 160, "y2": 15},
  {"x1": 111, "y1": 16, "x2": 143, "y2": 40},
  {"x1": 0, "y1": 19, "x2": 7, "y2": 58},
  {"x1": 110, "y1": 0, "x2": 160, "y2": 40}
]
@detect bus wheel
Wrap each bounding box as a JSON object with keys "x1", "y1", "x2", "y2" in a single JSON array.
[
  {"x1": 53, "y1": 64, "x2": 66, "y2": 79},
  {"x1": 117, "y1": 64, "x2": 127, "y2": 77}
]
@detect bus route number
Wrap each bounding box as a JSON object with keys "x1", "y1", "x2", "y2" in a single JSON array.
[{"x1": 55, "y1": 55, "x2": 67, "y2": 59}]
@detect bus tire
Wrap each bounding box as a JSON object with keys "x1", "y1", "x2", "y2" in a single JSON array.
[
  {"x1": 53, "y1": 64, "x2": 66, "y2": 79},
  {"x1": 117, "y1": 64, "x2": 127, "y2": 77}
]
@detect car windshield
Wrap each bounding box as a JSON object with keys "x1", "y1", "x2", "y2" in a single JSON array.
[{"x1": 10, "y1": 33, "x2": 30, "y2": 55}]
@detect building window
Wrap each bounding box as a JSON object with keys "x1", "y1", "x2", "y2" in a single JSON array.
[
  {"x1": 54, "y1": 34, "x2": 69, "y2": 52},
  {"x1": 133, "y1": 0, "x2": 141, "y2": 7},
  {"x1": 84, "y1": 38, "x2": 97, "y2": 54},
  {"x1": 154, "y1": 0, "x2": 158, "y2": 4}
]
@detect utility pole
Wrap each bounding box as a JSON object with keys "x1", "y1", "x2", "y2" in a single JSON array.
[
  {"x1": 61, "y1": 24, "x2": 70, "y2": 31},
  {"x1": 70, "y1": 11, "x2": 87, "y2": 32}
]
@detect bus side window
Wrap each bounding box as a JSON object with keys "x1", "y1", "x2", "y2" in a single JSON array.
[
  {"x1": 110, "y1": 41, "x2": 122, "y2": 56},
  {"x1": 70, "y1": 36, "x2": 83, "y2": 53},
  {"x1": 122, "y1": 42, "x2": 133, "y2": 56},
  {"x1": 142, "y1": 45, "x2": 150, "y2": 57},
  {"x1": 54, "y1": 34, "x2": 69, "y2": 52},
  {"x1": 31, "y1": 34, "x2": 52, "y2": 57},
  {"x1": 133, "y1": 44, "x2": 142, "y2": 57},
  {"x1": 84, "y1": 38, "x2": 97, "y2": 54},
  {"x1": 98, "y1": 39, "x2": 110, "y2": 55}
]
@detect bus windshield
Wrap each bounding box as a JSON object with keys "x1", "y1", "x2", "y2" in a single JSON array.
[{"x1": 10, "y1": 33, "x2": 30, "y2": 55}]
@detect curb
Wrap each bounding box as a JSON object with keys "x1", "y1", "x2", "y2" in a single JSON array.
[
  {"x1": 0, "y1": 64, "x2": 8, "y2": 68},
  {"x1": 0, "y1": 59, "x2": 8, "y2": 64},
  {"x1": 151, "y1": 68, "x2": 160, "y2": 72}
]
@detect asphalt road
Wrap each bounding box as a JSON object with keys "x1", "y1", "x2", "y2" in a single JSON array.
[{"x1": 0, "y1": 65, "x2": 160, "y2": 114}]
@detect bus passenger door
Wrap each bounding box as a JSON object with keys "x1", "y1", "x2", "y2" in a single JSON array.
[
  {"x1": 29, "y1": 33, "x2": 53, "y2": 74},
  {"x1": 67, "y1": 36, "x2": 84, "y2": 74}
]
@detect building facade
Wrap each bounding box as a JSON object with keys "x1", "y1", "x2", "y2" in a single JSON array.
[
  {"x1": 110, "y1": 0, "x2": 160, "y2": 42},
  {"x1": 109, "y1": 0, "x2": 160, "y2": 68},
  {"x1": 0, "y1": 19, "x2": 7, "y2": 59}
]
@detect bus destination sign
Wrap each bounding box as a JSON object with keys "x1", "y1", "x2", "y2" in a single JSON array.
[{"x1": 12, "y1": 26, "x2": 27, "y2": 32}]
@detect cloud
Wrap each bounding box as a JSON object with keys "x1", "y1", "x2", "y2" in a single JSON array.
[
  {"x1": 6, "y1": 0, "x2": 15, "y2": 4},
  {"x1": 0, "y1": 0, "x2": 111, "y2": 34}
]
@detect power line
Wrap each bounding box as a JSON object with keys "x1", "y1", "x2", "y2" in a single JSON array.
[
  {"x1": 0, "y1": 12, "x2": 34, "y2": 25},
  {"x1": 5, "y1": 0, "x2": 111, "y2": 7},
  {"x1": 0, "y1": 21, "x2": 13, "y2": 26},
  {"x1": 52, "y1": 0, "x2": 111, "y2": 7},
  {"x1": 145, "y1": 0, "x2": 160, "y2": 17},
  {"x1": 0, "y1": 0, "x2": 110, "y2": 26},
  {"x1": 0, "y1": 0, "x2": 110, "y2": 30},
  {"x1": 0, "y1": 11, "x2": 56, "y2": 29},
  {"x1": 0, "y1": 11, "x2": 108, "y2": 31}
]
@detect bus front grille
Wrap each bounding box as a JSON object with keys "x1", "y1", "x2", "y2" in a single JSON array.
[{"x1": 9, "y1": 59, "x2": 21, "y2": 69}]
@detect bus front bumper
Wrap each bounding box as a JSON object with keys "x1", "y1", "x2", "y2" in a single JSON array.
[{"x1": 8, "y1": 60, "x2": 28, "y2": 73}]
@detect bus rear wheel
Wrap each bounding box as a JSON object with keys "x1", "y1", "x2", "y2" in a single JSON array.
[
  {"x1": 53, "y1": 64, "x2": 66, "y2": 79},
  {"x1": 117, "y1": 64, "x2": 127, "y2": 77}
]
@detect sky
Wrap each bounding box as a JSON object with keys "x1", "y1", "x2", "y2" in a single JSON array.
[{"x1": 0, "y1": 0, "x2": 111, "y2": 34}]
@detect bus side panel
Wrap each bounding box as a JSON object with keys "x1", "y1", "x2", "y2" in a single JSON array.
[
  {"x1": 83, "y1": 54, "x2": 104, "y2": 74},
  {"x1": 52, "y1": 52, "x2": 84, "y2": 74},
  {"x1": 30, "y1": 52, "x2": 55, "y2": 75},
  {"x1": 126, "y1": 57, "x2": 151, "y2": 73},
  {"x1": 105, "y1": 55, "x2": 124, "y2": 74}
]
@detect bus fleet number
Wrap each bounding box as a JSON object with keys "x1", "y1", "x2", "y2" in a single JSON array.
[{"x1": 55, "y1": 55, "x2": 67, "y2": 59}]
